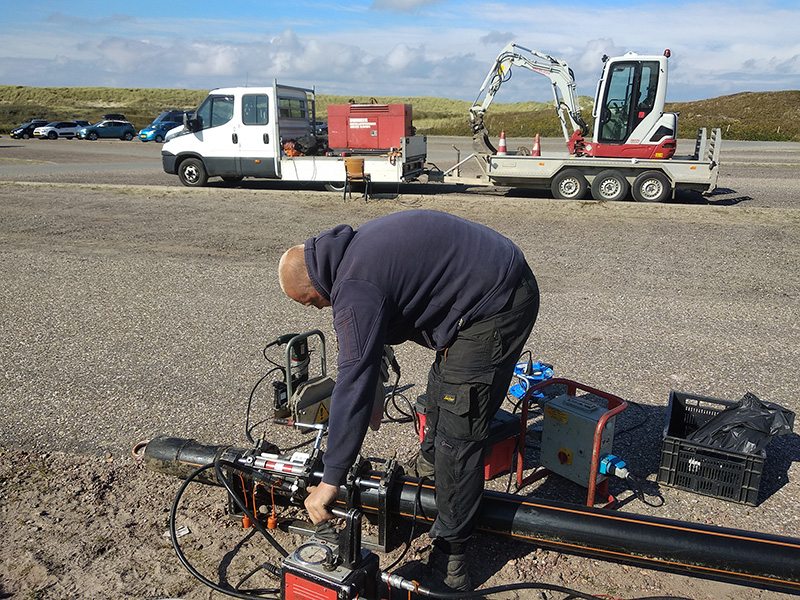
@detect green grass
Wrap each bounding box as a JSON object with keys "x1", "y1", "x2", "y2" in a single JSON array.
[
  {"x1": 2, "y1": 85, "x2": 798, "y2": 141},
  {"x1": 0, "y1": 85, "x2": 206, "y2": 132}
]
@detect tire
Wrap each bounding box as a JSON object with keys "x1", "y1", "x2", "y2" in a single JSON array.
[
  {"x1": 123, "y1": 132, "x2": 134, "y2": 141},
  {"x1": 591, "y1": 169, "x2": 629, "y2": 201},
  {"x1": 551, "y1": 169, "x2": 588, "y2": 200},
  {"x1": 88, "y1": 132, "x2": 98, "y2": 141},
  {"x1": 632, "y1": 170, "x2": 671, "y2": 202},
  {"x1": 324, "y1": 181, "x2": 347, "y2": 193},
  {"x1": 22, "y1": 133, "x2": 30, "y2": 140},
  {"x1": 47, "y1": 131, "x2": 57, "y2": 140},
  {"x1": 178, "y1": 158, "x2": 208, "y2": 187},
  {"x1": 154, "y1": 134, "x2": 164, "y2": 143},
  {"x1": 221, "y1": 175, "x2": 243, "y2": 185}
]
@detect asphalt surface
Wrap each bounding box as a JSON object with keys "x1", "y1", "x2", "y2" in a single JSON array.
[{"x1": 1, "y1": 135, "x2": 799, "y2": 539}]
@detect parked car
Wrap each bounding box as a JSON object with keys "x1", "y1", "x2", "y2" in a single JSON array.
[
  {"x1": 139, "y1": 110, "x2": 191, "y2": 143},
  {"x1": 10, "y1": 120, "x2": 48, "y2": 139},
  {"x1": 77, "y1": 120, "x2": 136, "y2": 141},
  {"x1": 33, "y1": 121, "x2": 83, "y2": 139},
  {"x1": 314, "y1": 120, "x2": 328, "y2": 135}
]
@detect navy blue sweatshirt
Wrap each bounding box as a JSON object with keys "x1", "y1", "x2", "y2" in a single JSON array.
[{"x1": 304, "y1": 210, "x2": 525, "y2": 485}]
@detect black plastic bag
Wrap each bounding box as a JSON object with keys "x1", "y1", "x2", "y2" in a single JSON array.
[
  {"x1": 688, "y1": 392, "x2": 794, "y2": 454},
  {"x1": 295, "y1": 135, "x2": 326, "y2": 156}
]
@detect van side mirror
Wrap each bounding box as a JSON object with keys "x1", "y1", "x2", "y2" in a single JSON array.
[{"x1": 184, "y1": 114, "x2": 200, "y2": 133}]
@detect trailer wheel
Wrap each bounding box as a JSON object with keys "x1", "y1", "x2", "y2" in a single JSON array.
[
  {"x1": 591, "y1": 169, "x2": 629, "y2": 201},
  {"x1": 551, "y1": 169, "x2": 588, "y2": 200},
  {"x1": 632, "y1": 170, "x2": 671, "y2": 202},
  {"x1": 178, "y1": 158, "x2": 208, "y2": 187},
  {"x1": 324, "y1": 181, "x2": 347, "y2": 193}
]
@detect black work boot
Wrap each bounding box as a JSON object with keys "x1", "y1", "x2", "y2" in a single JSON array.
[{"x1": 426, "y1": 542, "x2": 472, "y2": 592}]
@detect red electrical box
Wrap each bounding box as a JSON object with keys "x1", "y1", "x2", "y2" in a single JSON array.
[{"x1": 328, "y1": 103, "x2": 413, "y2": 150}]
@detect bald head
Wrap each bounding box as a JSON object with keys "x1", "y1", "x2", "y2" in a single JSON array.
[{"x1": 278, "y1": 244, "x2": 331, "y2": 309}]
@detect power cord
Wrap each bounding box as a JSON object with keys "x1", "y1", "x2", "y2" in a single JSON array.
[
  {"x1": 599, "y1": 455, "x2": 664, "y2": 508},
  {"x1": 245, "y1": 366, "x2": 283, "y2": 444},
  {"x1": 169, "y1": 462, "x2": 283, "y2": 599}
]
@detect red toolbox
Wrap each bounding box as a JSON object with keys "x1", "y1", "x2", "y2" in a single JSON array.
[
  {"x1": 328, "y1": 103, "x2": 413, "y2": 150},
  {"x1": 416, "y1": 399, "x2": 520, "y2": 480}
]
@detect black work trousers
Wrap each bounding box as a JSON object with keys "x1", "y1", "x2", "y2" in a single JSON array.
[{"x1": 420, "y1": 263, "x2": 539, "y2": 548}]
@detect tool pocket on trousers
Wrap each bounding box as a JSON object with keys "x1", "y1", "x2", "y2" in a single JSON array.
[
  {"x1": 429, "y1": 368, "x2": 493, "y2": 441},
  {"x1": 436, "y1": 381, "x2": 473, "y2": 440}
]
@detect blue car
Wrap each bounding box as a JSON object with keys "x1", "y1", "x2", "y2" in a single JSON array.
[
  {"x1": 139, "y1": 110, "x2": 190, "y2": 143},
  {"x1": 77, "y1": 120, "x2": 136, "y2": 141}
]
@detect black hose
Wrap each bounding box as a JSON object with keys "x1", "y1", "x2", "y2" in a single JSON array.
[
  {"x1": 213, "y1": 459, "x2": 289, "y2": 559},
  {"x1": 169, "y1": 463, "x2": 281, "y2": 600},
  {"x1": 393, "y1": 579, "x2": 604, "y2": 599}
]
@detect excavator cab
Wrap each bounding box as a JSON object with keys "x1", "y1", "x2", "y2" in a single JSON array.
[{"x1": 590, "y1": 52, "x2": 677, "y2": 159}]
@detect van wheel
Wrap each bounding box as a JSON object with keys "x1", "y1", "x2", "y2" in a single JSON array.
[
  {"x1": 324, "y1": 181, "x2": 347, "y2": 193},
  {"x1": 551, "y1": 169, "x2": 588, "y2": 199},
  {"x1": 591, "y1": 169, "x2": 629, "y2": 201},
  {"x1": 178, "y1": 158, "x2": 208, "y2": 187},
  {"x1": 632, "y1": 170, "x2": 671, "y2": 202}
]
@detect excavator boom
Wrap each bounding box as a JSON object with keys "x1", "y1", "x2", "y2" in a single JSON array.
[{"x1": 470, "y1": 42, "x2": 588, "y2": 154}]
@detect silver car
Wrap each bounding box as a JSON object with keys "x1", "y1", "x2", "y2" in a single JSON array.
[{"x1": 33, "y1": 121, "x2": 84, "y2": 140}]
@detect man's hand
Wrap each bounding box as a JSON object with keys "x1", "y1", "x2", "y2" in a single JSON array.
[{"x1": 304, "y1": 482, "x2": 339, "y2": 524}]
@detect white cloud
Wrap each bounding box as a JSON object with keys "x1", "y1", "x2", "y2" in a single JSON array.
[
  {"x1": 370, "y1": 0, "x2": 444, "y2": 12},
  {"x1": 479, "y1": 31, "x2": 516, "y2": 46}
]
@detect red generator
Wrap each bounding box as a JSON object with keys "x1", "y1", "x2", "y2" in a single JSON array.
[{"x1": 327, "y1": 103, "x2": 413, "y2": 151}]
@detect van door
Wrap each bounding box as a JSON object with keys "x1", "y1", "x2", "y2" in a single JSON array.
[
  {"x1": 191, "y1": 93, "x2": 237, "y2": 176},
  {"x1": 236, "y1": 92, "x2": 279, "y2": 178}
]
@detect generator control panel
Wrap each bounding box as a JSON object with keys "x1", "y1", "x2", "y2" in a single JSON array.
[{"x1": 540, "y1": 394, "x2": 616, "y2": 487}]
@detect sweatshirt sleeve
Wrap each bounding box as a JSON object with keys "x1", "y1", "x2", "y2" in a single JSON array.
[{"x1": 321, "y1": 279, "x2": 389, "y2": 486}]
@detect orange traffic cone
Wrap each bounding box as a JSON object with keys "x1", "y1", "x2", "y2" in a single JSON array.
[
  {"x1": 531, "y1": 133, "x2": 540, "y2": 157},
  {"x1": 497, "y1": 130, "x2": 507, "y2": 155}
]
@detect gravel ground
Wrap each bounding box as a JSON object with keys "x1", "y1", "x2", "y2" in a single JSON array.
[{"x1": 1, "y1": 137, "x2": 799, "y2": 600}]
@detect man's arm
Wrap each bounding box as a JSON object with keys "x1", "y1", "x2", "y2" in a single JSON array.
[{"x1": 320, "y1": 281, "x2": 389, "y2": 487}]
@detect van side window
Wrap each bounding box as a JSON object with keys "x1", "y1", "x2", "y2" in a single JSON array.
[
  {"x1": 195, "y1": 95, "x2": 235, "y2": 130},
  {"x1": 243, "y1": 94, "x2": 269, "y2": 125}
]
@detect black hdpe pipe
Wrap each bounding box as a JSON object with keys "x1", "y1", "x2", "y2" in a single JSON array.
[{"x1": 143, "y1": 436, "x2": 800, "y2": 594}]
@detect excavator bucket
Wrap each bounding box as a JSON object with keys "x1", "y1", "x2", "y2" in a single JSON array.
[{"x1": 472, "y1": 124, "x2": 497, "y2": 155}]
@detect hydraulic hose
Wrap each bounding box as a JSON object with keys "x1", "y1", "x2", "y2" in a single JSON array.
[{"x1": 143, "y1": 436, "x2": 800, "y2": 594}]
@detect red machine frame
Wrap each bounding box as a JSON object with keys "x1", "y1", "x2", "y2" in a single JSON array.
[{"x1": 515, "y1": 378, "x2": 627, "y2": 507}]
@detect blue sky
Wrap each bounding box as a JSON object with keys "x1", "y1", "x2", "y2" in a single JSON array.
[{"x1": 1, "y1": 0, "x2": 798, "y2": 102}]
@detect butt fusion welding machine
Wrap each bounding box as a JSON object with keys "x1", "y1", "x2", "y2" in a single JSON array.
[{"x1": 242, "y1": 332, "x2": 401, "y2": 600}]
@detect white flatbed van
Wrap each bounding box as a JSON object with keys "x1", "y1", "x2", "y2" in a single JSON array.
[{"x1": 161, "y1": 82, "x2": 426, "y2": 189}]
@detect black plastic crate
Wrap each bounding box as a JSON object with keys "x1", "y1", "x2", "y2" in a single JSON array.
[{"x1": 657, "y1": 391, "x2": 765, "y2": 506}]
